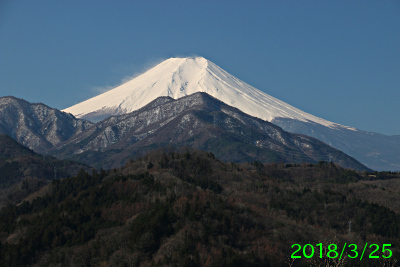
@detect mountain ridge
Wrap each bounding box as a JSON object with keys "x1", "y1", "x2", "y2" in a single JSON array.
[
  {"x1": 61, "y1": 57, "x2": 400, "y2": 171},
  {"x1": 0, "y1": 96, "x2": 94, "y2": 152},
  {"x1": 52, "y1": 92, "x2": 370, "y2": 171}
]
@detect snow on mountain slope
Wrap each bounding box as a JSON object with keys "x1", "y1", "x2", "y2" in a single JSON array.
[
  {"x1": 56, "y1": 92, "x2": 370, "y2": 171},
  {"x1": 63, "y1": 57, "x2": 355, "y2": 131}
]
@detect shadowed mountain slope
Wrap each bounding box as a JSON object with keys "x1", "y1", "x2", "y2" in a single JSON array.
[
  {"x1": 0, "y1": 134, "x2": 91, "y2": 208},
  {"x1": 52, "y1": 93, "x2": 369, "y2": 171}
]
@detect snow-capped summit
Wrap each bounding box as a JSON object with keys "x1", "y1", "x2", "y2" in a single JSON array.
[{"x1": 62, "y1": 57, "x2": 352, "y2": 130}]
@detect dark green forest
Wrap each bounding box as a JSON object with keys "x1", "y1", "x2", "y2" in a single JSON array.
[{"x1": 0, "y1": 148, "x2": 399, "y2": 266}]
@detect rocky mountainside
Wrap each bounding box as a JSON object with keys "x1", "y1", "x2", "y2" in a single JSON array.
[
  {"x1": 0, "y1": 96, "x2": 93, "y2": 153},
  {"x1": 62, "y1": 57, "x2": 400, "y2": 171},
  {"x1": 51, "y1": 93, "x2": 369, "y2": 171}
]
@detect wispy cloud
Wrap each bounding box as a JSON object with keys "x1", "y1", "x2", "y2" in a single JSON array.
[
  {"x1": 90, "y1": 57, "x2": 168, "y2": 95},
  {"x1": 91, "y1": 85, "x2": 115, "y2": 94},
  {"x1": 89, "y1": 54, "x2": 203, "y2": 96}
]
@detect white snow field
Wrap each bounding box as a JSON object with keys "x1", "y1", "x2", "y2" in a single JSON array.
[{"x1": 63, "y1": 57, "x2": 355, "y2": 131}]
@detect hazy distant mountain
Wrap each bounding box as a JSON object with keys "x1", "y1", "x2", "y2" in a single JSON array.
[
  {"x1": 53, "y1": 93, "x2": 369, "y2": 171},
  {"x1": 0, "y1": 96, "x2": 93, "y2": 152},
  {"x1": 272, "y1": 118, "x2": 400, "y2": 171},
  {"x1": 62, "y1": 57, "x2": 400, "y2": 171}
]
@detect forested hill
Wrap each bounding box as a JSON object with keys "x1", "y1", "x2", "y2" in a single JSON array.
[
  {"x1": 0, "y1": 134, "x2": 91, "y2": 208},
  {"x1": 0, "y1": 134, "x2": 35, "y2": 159},
  {"x1": 0, "y1": 148, "x2": 399, "y2": 266}
]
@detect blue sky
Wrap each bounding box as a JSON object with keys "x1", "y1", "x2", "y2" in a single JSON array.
[{"x1": 1, "y1": 1, "x2": 399, "y2": 135}]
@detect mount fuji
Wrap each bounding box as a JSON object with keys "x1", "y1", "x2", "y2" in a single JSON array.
[
  {"x1": 63, "y1": 57, "x2": 348, "y2": 129},
  {"x1": 63, "y1": 57, "x2": 400, "y2": 171}
]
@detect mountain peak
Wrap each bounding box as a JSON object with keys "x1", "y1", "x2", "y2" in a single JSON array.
[
  {"x1": 62, "y1": 56, "x2": 212, "y2": 120},
  {"x1": 168, "y1": 56, "x2": 208, "y2": 62},
  {"x1": 62, "y1": 57, "x2": 352, "y2": 131}
]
